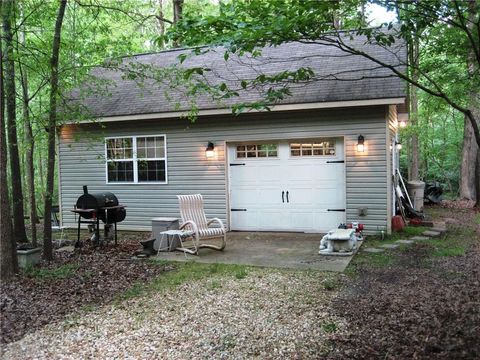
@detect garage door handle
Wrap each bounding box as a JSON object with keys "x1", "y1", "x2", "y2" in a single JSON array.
[
  {"x1": 282, "y1": 191, "x2": 285, "y2": 203},
  {"x1": 327, "y1": 209, "x2": 346, "y2": 212},
  {"x1": 286, "y1": 191, "x2": 289, "y2": 203}
]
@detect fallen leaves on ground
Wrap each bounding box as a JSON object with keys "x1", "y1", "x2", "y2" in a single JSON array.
[
  {"x1": 0, "y1": 238, "x2": 170, "y2": 345},
  {"x1": 328, "y1": 207, "x2": 480, "y2": 359}
]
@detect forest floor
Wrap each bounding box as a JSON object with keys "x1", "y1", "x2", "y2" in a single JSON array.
[
  {"x1": 1, "y1": 204, "x2": 479, "y2": 359},
  {"x1": 328, "y1": 203, "x2": 480, "y2": 359}
]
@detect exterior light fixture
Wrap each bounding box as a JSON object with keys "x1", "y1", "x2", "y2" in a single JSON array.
[
  {"x1": 357, "y1": 135, "x2": 365, "y2": 152},
  {"x1": 399, "y1": 119, "x2": 407, "y2": 128},
  {"x1": 395, "y1": 141, "x2": 402, "y2": 150},
  {"x1": 205, "y1": 142, "x2": 215, "y2": 158}
]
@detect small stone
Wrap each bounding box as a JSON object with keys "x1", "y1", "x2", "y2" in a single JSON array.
[
  {"x1": 410, "y1": 236, "x2": 430, "y2": 241},
  {"x1": 431, "y1": 227, "x2": 446, "y2": 233},
  {"x1": 395, "y1": 239, "x2": 414, "y2": 244},
  {"x1": 56, "y1": 246, "x2": 75, "y2": 253},
  {"x1": 379, "y1": 244, "x2": 399, "y2": 249},
  {"x1": 422, "y1": 230, "x2": 441, "y2": 237},
  {"x1": 363, "y1": 247, "x2": 385, "y2": 253}
]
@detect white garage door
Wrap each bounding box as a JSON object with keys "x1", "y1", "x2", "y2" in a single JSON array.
[{"x1": 228, "y1": 138, "x2": 345, "y2": 233}]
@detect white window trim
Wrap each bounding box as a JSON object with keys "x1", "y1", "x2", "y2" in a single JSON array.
[
  {"x1": 235, "y1": 143, "x2": 279, "y2": 160},
  {"x1": 289, "y1": 138, "x2": 337, "y2": 158},
  {"x1": 105, "y1": 134, "x2": 168, "y2": 185}
]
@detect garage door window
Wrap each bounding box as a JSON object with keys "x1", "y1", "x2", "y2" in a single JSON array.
[
  {"x1": 236, "y1": 144, "x2": 277, "y2": 158},
  {"x1": 290, "y1": 140, "x2": 335, "y2": 157}
]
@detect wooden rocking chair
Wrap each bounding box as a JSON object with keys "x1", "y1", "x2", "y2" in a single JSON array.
[{"x1": 176, "y1": 194, "x2": 226, "y2": 254}]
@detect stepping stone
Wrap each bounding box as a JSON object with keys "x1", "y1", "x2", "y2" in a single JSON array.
[
  {"x1": 379, "y1": 244, "x2": 400, "y2": 249},
  {"x1": 431, "y1": 227, "x2": 447, "y2": 234},
  {"x1": 363, "y1": 247, "x2": 385, "y2": 253},
  {"x1": 56, "y1": 245, "x2": 75, "y2": 253},
  {"x1": 422, "y1": 230, "x2": 441, "y2": 238},
  {"x1": 411, "y1": 236, "x2": 430, "y2": 241},
  {"x1": 396, "y1": 239, "x2": 414, "y2": 245}
]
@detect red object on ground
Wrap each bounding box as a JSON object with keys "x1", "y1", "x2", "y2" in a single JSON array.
[{"x1": 392, "y1": 215, "x2": 406, "y2": 232}]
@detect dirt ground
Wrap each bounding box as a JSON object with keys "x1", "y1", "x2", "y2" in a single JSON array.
[{"x1": 327, "y1": 204, "x2": 480, "y2": 359}]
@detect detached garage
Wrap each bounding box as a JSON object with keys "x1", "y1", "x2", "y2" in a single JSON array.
[{"x1": 59, "y1": 40, "x2": 407, "y2": 235}]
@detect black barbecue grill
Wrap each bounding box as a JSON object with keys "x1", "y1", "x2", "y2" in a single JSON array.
[{"x1": 72, "y1": 186, "x2": 126, "y2": 246}]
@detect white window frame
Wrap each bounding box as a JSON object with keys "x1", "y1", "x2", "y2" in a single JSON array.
[
  {"x1": 235, "y1": 143, "x2": 279, "y2": 160},
  {"x1": 289, "y1": 138, "x2": 337, "y2": 158},
  {"x1": 105, "y1": 134, "x2": 168, "y2": 184}
]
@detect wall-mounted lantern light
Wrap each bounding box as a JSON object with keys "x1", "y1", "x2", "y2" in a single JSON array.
[
  {"x1": 395, "y1": 141, "x2": 402, "y2": 150},
  {"x1": 205, "y1": 142, "x2": 215, "y2": 158},
  {"x1": 399, "y1": 119, "x2": 407, "y2": 128},
  {"x1": 357, "y1": 135, "x2": 365, "y2": 152}
]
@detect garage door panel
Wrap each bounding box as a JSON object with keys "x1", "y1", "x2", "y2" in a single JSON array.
[{"x1": 229, "y1": 139, "x2": 345, "y2": 232}]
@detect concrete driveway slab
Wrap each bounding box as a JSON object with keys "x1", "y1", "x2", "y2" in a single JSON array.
[{"x1": 156, "y1": 231, "x2": 357, "y2": 272}]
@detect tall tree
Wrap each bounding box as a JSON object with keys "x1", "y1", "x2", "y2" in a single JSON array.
[
  {"x1": 408, "y1": 31, "x2": 420, "y2": 181},
  {"x1": 156, "y1": 0, "x2": 166, "y2": 48},
  {"x1": 18, "y1": 6, "x2": 38, "y2": 246},
  {"x1": 172, "y1": 0, "x2": 183, "y2": 47},
  {"x1": 0, "y1": 15, "x2": 18, "y2": 280},
  {"x1": 43, "y1": 0, "x2": 67, "y2": 260},
  {"x1": 460, "y1": 0, "x2": 480, "y2": 203},
  {"x1": 2, "y1": 0, "x2": 28, "y2": 243}
]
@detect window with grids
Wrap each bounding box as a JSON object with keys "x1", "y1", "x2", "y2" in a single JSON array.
[
  {"x1": 290, "y1": 140, "x2": 336, "y2": 157},
  {"x1": 106, "y1": 135, "x2": 167, "y2": 183},
  {"x1": 236, "y1": 144, "x2": 278, "y2": 158}
]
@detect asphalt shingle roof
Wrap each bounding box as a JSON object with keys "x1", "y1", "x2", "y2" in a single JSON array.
[{"x1": 72, "y1": 37, "x2": 407, "y2": 118}]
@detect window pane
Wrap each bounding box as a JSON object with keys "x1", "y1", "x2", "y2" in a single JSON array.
[
  {"x1": 247, "y1": 151, "x2": 256, "y2": 158},
  {"x1": 147, "y1": 147, "x2": 155, "y2": 158},
  {"x1": 106, "y1": 137, "x2": 133, "y2": 160},
  {"x1": 138, "y1": 160, "x2": 166, "y2": 182},
  {"x1": 302, "y1": 148, "x2": 312, "y2": 156},
  {"x1": 107, "y1": 161, "x2": 134, "y2": 182},
  {"x1": 258, "y1": 150, "x2": 267, "y2": 157},
  {"x1": 236, "y1": 145, "x2": 245, "y2": 152},
  {"x1": 237, "y1": 151, "x2": 245, "y2": 158},
  {"x1": 246, "y1": 145, "x2": 256, "y2": 151},
  {"x1": 268, "y1": 150, "x2": 277, "y2": 157},
  {"x1": 137, "y1": 148, "x2": 146, "y2": 158},
  {"x1": 124, "y1": 148, "x2": 133, "y2": 158},
  {"x1": 137, "y1": 137, "x2": 146, "y2": 148},
  {"x1": 155, "y1": 137, "x2": 165, "y2": 158}
]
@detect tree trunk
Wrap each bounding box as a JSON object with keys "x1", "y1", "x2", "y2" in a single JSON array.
[
  {"x1": 0, "y1": 22, "x2": 18, "y2": 280},
  {"x1": 460, "y1": 116, "x2": 479, "y2": 202},
  {"x1": 43, "y1": 0, "x2": 67, "y2": 261},
  {"x1": 172, "y1": 0, "x2": 183, "y2": 47},
  {"x1": 408, "y1": 31, "x2": 420, "y2": 181},
  {"x1": 460, "y1": 0, "x2": 480, "y2": 203},
  {"x1": 156, "y1": 0, "x2": 165, "y2": 48},
  {"x1": 19, "y1": 10, "x2": 37, "y2": 246},
  {"x1": 2, "y1": 0, "x2": 28, "y2": 244}
]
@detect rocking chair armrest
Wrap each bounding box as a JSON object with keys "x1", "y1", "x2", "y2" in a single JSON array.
[
  {"x1": 179, "y1": 220, "x2": 199, "y2": 235},
  {"x1": 207, "y1": 217, "x2": 225, "y2": 231}
]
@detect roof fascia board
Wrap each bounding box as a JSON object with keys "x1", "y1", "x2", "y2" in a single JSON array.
[{"x1": 69, "y1": 97, "x2": 406, "y2": 124}]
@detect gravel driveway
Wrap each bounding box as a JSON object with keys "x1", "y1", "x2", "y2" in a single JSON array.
[{"x1": 1, "y1": 269, "x2": 342, "y2": 359}]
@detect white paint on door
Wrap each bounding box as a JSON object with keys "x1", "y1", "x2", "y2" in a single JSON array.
[{"x1": 228, "y1": 139, "x2": 346, "y2": 232}]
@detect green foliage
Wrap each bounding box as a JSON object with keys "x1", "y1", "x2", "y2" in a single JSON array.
[
  {"x1": 25, "y1": 263, "x2": 80, "y2": 280},
  {"x1": 322, "y1": 322, "x2": 338, "y2": 333},
  {"x1": 116, "y1": 261, "x2": 251, "y2": 303}
]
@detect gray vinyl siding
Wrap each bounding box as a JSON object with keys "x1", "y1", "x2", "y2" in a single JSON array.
[
  {"x1": 385, "y1": 105, "x2": 398, "y2": 232},
  {"x1": 59, "y1": 106, "x2": 389, "y2": 233}
]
